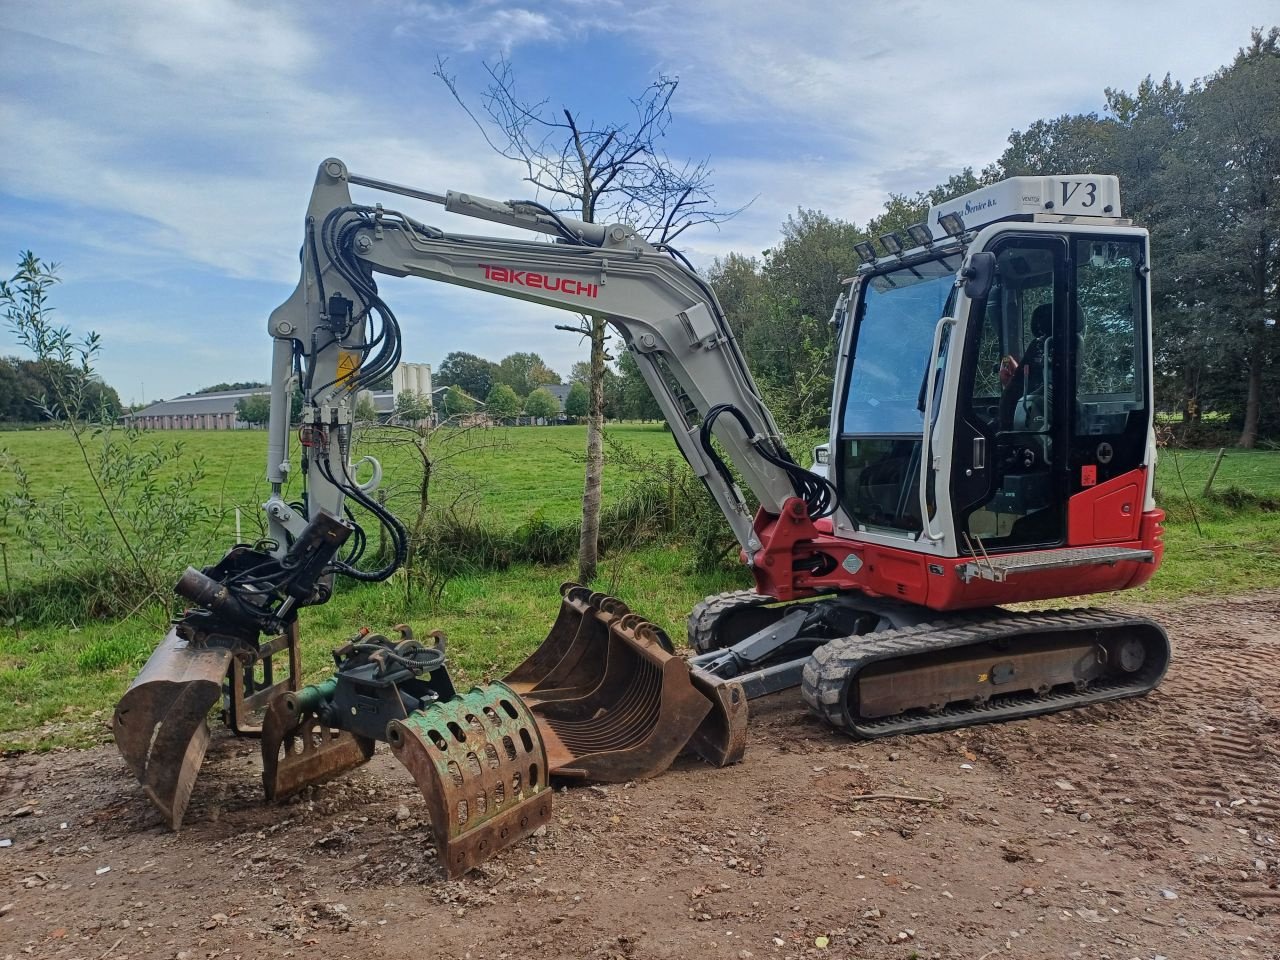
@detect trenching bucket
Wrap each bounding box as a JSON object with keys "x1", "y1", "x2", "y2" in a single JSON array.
[
  {"x1": 388, "y1": 683, "x2": 553, "y2": 878},
  {"x1": 505, "y1": 583, "x2": 748, "y2": 781},
  {"x1": 112, "y1": 629, "x2": 236, "y2": 829},
  {"x1": 114, "y1": 625, "x2": 301, "y2": 829}
]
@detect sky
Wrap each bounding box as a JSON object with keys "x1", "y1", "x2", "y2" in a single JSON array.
[{"x1": 0, "y1": 1, "x2": 1274, "y2": 404}]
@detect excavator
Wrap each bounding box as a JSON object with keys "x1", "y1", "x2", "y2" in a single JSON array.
[{"x1": 112, "y1": 159, "x2": 1169, "y2": 876}]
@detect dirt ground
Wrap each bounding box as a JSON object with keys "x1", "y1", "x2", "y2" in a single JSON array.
[{"x1": 2, "y1": 591, "x2": 1278, "y2": 960}]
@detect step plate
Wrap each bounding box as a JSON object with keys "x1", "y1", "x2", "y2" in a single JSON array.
[{"x1": 957, "y1": 546, "x2": 1154, "y2": 583}]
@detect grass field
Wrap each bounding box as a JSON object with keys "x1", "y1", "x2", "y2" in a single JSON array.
[
  {"x1": 0, "y1": 422, "x2": 677, "y2": 578},
  {"x1": 0, "y1": 425, "x2": 1277, "y2": 750}
]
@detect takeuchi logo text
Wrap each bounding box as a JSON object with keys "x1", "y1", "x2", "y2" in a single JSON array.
[{"x1": 480, "y1": 264, "x2": 599, "y2": 299}]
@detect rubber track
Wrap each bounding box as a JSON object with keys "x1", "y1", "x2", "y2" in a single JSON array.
[
  {"x1": 686, "y1": 590, "x2": 780, "y2": 654},
  {"x1": 801, "y1": 608, "x2": 1170, "y2": 739}
]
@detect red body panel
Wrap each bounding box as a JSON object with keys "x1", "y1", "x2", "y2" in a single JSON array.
[
  {"x1": 1067, "y1": 468, "x2": 1144, "y2": 545},
  {"x1": 748, "y1": 495, "x2": 1164, "y2": 612}
]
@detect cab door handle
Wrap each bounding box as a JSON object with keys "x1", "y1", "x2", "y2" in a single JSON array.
[{"x1": 973, "y1": 437, "x2": 986, "y2": 470}]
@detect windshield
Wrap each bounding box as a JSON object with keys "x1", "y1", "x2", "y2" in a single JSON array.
[{"x1": 842, "y1": 255, "x2": 960, "y2": 435}]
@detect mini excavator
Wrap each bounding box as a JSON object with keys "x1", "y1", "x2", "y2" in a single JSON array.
[{"x1": 113, "y1": 159, "x2": 1168, "y2": 875}]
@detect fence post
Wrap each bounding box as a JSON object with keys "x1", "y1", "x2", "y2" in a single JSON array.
[{"x1": 1202, "y1": 447, "x2": 1226, "y2": 497}]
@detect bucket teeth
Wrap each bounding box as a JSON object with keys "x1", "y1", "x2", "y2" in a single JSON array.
[
  {"x1": 112, "y1": 629, "x2": 235, "y2": 829},
  {"x1": 261, "y1": 695, "x2": 375, "y2": 801},
  {"x1": 506, "y1": 583, "x2": 744, "y2": 782},
  {"x1": 388, "y1": 682, "x2": 553, "y2": 878}
]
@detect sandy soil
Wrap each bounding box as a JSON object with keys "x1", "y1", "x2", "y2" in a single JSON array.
[{"x1": 1, "y1": 591, "x2": 1278, "y2": 960}]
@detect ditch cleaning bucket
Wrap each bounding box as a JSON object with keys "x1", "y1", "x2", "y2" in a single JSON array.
[{"x1": 505, "y1": 583, "x2": 747, "y2": 781}]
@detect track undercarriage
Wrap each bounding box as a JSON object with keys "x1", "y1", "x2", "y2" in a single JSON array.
[{"x1": 687, "y1": 590, "x2": 1170, "y2": 738}]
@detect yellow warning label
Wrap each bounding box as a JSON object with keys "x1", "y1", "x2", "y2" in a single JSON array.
[{"x1": 336, "y1": 350, "x2": 360, "y2": 384}]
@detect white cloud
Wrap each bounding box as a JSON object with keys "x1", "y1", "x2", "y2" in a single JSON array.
[
  {"x1": 0, "y1": 3, "x2": 534, "y2": 287},
  {"x1": 390, "y1": 1, "x2": 561, "y2": 53},
  {"x1": 3, "y1": 0, "x2": 1275, "y2": 399}
]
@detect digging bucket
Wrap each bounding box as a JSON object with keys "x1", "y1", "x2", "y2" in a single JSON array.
[
  {"x1": 388, "y1": 682, "x2": 553, "y2": 878},
  {"x1": 510, "y1": 597, "x2": 713, "y2": 782},
  {"x1": 260, "y1": 685, "x2": 376, "y2": 802},
  {"x1": 112, "y1": 628, "x2": 236, "y2": 829}
]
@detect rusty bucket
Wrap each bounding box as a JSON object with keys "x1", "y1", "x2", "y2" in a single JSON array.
[
  {"x1": 114, "y1": 624, "x2": 301, "y2": 829},
  {"x1": 112, "y1": 629, "x2": 236, "y2": 829},
  {"x1": 388, "y1": 682, "x2": 553, "y2": 878},
  {"x1": 506, "y1": 585, "x2": 730, "y2": 782},
  {"x1": 686, "y1": 668, "x2": 749, "y2": 768}
]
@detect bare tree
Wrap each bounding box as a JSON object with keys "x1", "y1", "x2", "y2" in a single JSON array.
[{"x1": 436, "y1": 56, "x2": 743, "y2": 583}]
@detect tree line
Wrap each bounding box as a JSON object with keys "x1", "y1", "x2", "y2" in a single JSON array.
[
  {"x1": 435, "y1": 348, "x2": 661, "y2": 423},
  {"x1": 0, "y1": 355, "x2": 123, "y2": 424},
  {"x1": 709, "y1": 28, "x2": 1279, "y2": 447}
]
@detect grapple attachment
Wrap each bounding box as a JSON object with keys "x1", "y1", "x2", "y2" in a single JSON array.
[
  {"x1": 113, "y1": 625, "x2": 301, "y2": 829},
  {"x1": 506, "y1": 583, "x2": 746, "y2": 780},
  {"x1": 261, "y1": 685, "x2": 376, "y2": 801},
  {"x1": 388, "y1": 683, "x2": 553, "y2": 878}
]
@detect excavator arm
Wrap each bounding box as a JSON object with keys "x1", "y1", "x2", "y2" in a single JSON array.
[
  {"x1": 111, "y1": 157, "x2": 802, "y2": 844},
  {"x1": 260, "y1": 158, "x2": 829, "y2": 582}
]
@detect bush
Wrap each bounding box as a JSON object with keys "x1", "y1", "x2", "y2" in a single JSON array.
[{"x1": 0, "y1": 253, "x2": 220, "y2": 627}]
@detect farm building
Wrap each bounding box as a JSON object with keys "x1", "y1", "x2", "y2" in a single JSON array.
[
  {"x1": 123, "y1": 386, "x2": 397, "y2": 430},
  {"x1": 543, "y1": 383, "x2": 572, "y2": 412},
  {"x1": 124, "y1": 363, "x2": 434, "y2": 429}
]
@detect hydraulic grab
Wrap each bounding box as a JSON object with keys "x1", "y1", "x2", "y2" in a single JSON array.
[{"x1": 115, "y1": 158, "x2": 1169, "y2": 875}]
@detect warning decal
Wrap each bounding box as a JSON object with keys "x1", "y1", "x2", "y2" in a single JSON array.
[{"x1": 336, "y1": 351, "x2": 360, "y2": 384}]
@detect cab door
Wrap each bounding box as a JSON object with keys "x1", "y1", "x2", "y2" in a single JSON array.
[{"x1": 949, "y1": 235, "x2": 1069, "y2": 551}]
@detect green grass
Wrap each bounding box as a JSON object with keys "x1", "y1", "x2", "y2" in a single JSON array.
[
  {"x1": 1157, "y1": 446, "x2": 1280, "y2": 499},
  {"x1": 0, "y1": 423, "x2": 675, "y2": 579},
  {"x1": 0, "y1": 425, "x2": 1277, "y2": 751}
]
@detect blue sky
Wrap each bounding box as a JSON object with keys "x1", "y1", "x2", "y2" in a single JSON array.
[{"x1": 1, "y1": 0, "x2": 1273, "y2": 403}]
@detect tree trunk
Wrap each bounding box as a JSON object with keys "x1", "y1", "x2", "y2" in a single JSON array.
[
  {"x1": 1239, "y1": 322, "x2": 1264, "y2": 449},
  {"x1": 1239, "y1": 224, "x2": 1270, "y2": 450},
  {"x1": 578, "y1": 315, "x2": 606, "y2": 584}
]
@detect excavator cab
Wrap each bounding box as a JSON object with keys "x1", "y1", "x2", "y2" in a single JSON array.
[{"x1": 829, "y1": 177, "x2": 1160, "y2": 593}]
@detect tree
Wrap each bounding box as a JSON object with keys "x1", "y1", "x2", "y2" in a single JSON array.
[
  {"x1": 436, "y1": 351, "x2": 498, "y2": 399},
  {"x1": 234, "y1": 393, "x2": 271, "y2": 426},
  {"x1": 523, "y1": 386, "x2": 560, "y2": 423},
  {"x1": 196, "y1": 381, "x2": 266, "y2": 394},
  {"x1": 0, "y1": 356, "x2": 122, "y2": 422},
  {"x1": 569, "y1": 360, "x2": 592, "y2": 384},
  {"x1": 616, "y1": 351, "x2": 662, "y2": 421},
  {"x1": 442, "y1": 384, "x2": 477, "y2": 417},
  {"x1": 495, "y1": 351, "x2": 560, "y2": 397},
  {"x1": 600, "y1": 364, "x2": 624, "y2": 421},
  {"x1": 1152, "y1": 29, "x2": 1279, "y2": 446},
  {"x1": 437, "y1": 56, "x2": 741, "y2": 583},
  {"x1": 354, "y1": 391, "x2": 380, "y2": 422},
  {"x1": 393, "y1": 390, "x2": 432, "y2": 423},
  {"x1": 485, "y1": 382, "x2": 521, "y2": 422},
  {"x1": 564, "y1": 381, "x2": 589, "y2": 419}
]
